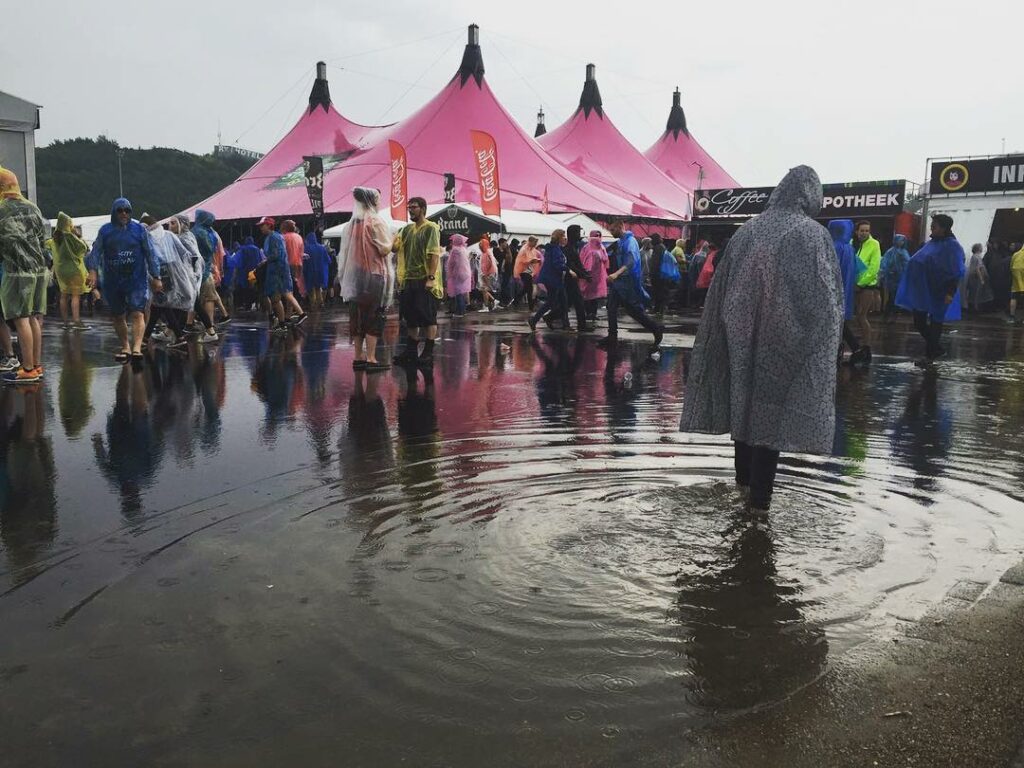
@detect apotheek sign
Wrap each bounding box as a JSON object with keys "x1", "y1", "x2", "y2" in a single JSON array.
[
  {"x1": 928, "y1": 154, "x2": 1024, "y2": 195},
  {"x1": 694, "y1": 181, "x2": 905, "y2": 219}
]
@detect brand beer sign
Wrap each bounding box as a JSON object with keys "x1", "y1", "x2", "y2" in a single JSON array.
[
  {"x1": 470, "y1": 130, "x2": 502, "y2": 217},
  {"x1": 388, "y1": 140, "x2": 408, "y2": 222}
]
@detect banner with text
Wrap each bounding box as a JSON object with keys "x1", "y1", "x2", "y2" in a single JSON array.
[
  {"x1": 388, "y1": 140, "x2": 408, "y2": 222},
  {"x1": 470, "y1": 130, "x2": 502, "y2": 218},
  {"x1": 929, "y1": 155, "x2": 1024, "y2": 195},
  {"x1": 694, "y1": 181, "x2": 906, "y2": 219},
  {"x1": 301, "y1": 155, "x2": 325, "y2": 231}
]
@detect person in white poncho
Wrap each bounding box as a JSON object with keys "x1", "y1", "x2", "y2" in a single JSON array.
[{"x1": 680, "y1": 165, "x2": 843, "y2": 511}]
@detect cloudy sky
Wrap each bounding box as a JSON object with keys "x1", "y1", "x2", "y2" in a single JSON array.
[{"x1": 5, "y1": 0, "x2": 1022, "y2": 187}]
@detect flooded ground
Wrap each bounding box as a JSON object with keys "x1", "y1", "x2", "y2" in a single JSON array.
[{"x1": 2, "y1": 309, "x2": 1024, "y2": 767}]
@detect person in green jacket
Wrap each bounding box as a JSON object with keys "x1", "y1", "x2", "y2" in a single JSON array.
[{"x1": 853, "y1": 220, "x2": 882, "y2": 341}]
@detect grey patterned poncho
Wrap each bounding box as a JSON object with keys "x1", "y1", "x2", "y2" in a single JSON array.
[{"x1": 680, "y1": 165, "x2": 843, "y2": 455}]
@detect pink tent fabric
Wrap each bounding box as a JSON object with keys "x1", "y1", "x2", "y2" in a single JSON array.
[
  {"x1": 185, "y1": 32, "x2": 636, "y2": 221},
  {"x1": 538, "y1": 65, "x2": 692, "y2": 220},
  {"x1": 644, "y1": 89, "x2": 738, "y2": 191}
]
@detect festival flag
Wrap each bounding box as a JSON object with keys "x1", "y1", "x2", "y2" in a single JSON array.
[
  {"x1": 541, "y1": 184, "x2": 549, "y2": 215},
  {"x1": 388, "y1": 140, "x2": 408, "y2": 221},
  {"x1": 469, "y1": 130, "x2": 502, "y2": 218},
  {"x1": 302, "y1": 156, "x2": 325, "y2": 232}
]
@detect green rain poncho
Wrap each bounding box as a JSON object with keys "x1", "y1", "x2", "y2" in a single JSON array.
[{"x1": 48, "y1": 212, "x2": 90, "y2": 294}]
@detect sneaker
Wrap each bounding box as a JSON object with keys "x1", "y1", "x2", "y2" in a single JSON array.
[
  {"x1": 72, "y1": 321, "x2": 91, "y2": 331},
  {"x1": 478, "y1": 306, "x2": 490, "y2": 313},
  {"x1": 33, "y1": 366, "x2": 44, "y2": 379},
  {"x1": 199, "y1": 330, "x2": 219, "y2": 343},
  {"x1": 217, "y1": 316, "x2": 233, "y2": 326},
  {"x1": 61, "y1": 321, "x2": 71, "y2": 331},
  {"x1": 3, "y1": 367, "x2": 41, "y2": 385},
  {"x1": 0, "y1": 356, "x2": 19, "y2": 372},
  {"x1": 291, "y1": 313, "x2": 308, "y2": 326},
  {"x1": 151, "y1": 330, "x2": 171, "y2": 343}
]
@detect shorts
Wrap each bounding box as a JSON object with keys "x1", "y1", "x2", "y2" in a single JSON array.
[
  {"x1": 264, "y1": 263, "x2": 294, "y2": 298},
  {"x1": 0, "y1": 273, "x2": 47, "y2": 319},
  {"x1": 102, "y1": 278, "x2": 149, "y2": 316},
  {"x1": 399, "y1": 280, "x2": 438, "y2": 329},
  {"x1": 349, "y1": 300, "x2": 386, "y2": 337},
  {"x1": 198, "y1": 275, "x2": 218, "y2": 303}
]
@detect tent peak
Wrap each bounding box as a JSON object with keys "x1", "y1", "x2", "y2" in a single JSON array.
[
  {"x1": 577, "y1": 64, "x2": 603, "y2": 119},
  {"x1": 665, "y1": 87, "x2": 688, "y2": 138},
  {"x1": 308, "y1": 61, "x2": 331, "y2": 114},
  {"x1": 455, "y1": 23, "x2": 485, "y2": 88},
  {"x1": 534, "y1": 107, "x2": 547, "y2": 138}
]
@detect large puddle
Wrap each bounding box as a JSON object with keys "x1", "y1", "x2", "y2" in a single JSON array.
[{"x1": 2, "y1": 315, "x2": 1024, "y2": 765}]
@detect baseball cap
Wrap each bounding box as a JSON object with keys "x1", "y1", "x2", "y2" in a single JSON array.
[{"x1": 256, "y1": 216, "x2": 276, "y2": 227}]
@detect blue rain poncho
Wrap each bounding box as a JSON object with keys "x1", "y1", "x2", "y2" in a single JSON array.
[
  {"x1": 536, "y1": 241, "x2": 567, "y2": 292},
  {"x1": 148, "y1": 226, "x2": 198, "y2": 311},
  {"x1": 87, "y1": 197, "x2": 160, "y2": 307},
  {"x1": 879, "y1": 234, "x2": 911, "y2": 293},
  {"x1": 895, "y1": 235, "x2": 965, "y2": 322},
  {"x1": 263, "y1": 230, "x2": 293, "y2": 297},
  {"x1": 192, "y1": 209, "x2": 217, "y2": 279},
  {"x1": 828, "y1": 219, "x2": 863, "y2": 321},
  {"x1": 238, "y1": 237, "x2": 264, "y2": 275},
  {"x1": 303, "y1": 231, "x2": 330, "y2": 291},
  {"x1": 612, "y1": 230, "x2": 650, "y2": 307}
]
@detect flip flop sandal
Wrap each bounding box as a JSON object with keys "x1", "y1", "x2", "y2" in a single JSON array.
[{"x1": 114, "y1": 351, "x2": 130, "y2": 363}]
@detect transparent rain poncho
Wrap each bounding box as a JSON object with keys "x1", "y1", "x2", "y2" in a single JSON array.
[
  {"x1": 149, "y1": 226, "x2": 198, "y2": 311},
  {"x1": 174, "y1": 215, "x2": 204, "y2": 293},
  {"x1": 337, "y1": 187, "x2": 395, "y2": 307},
  {"x1": 446, "y1": 234, "x2": 472, "y2": 297}
]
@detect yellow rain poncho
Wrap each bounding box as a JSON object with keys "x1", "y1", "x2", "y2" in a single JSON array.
[{"x1": 48, "y1": 212, "x2": 90, "y2": 294}]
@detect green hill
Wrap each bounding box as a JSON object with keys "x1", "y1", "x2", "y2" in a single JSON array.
[{"x1": 36, "y1": 137, "x2": 256, "y2": 219}]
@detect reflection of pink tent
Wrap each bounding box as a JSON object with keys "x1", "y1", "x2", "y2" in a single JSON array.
[
  {"x1": 644, "y1": 89, "x2": 738, "y2": 191},
  {"x1": 538, "y1": 65, "x2": 692, "y2": 220},
  {"x1": 186, "y1": 28, "x2": 635, "y2": 221}
]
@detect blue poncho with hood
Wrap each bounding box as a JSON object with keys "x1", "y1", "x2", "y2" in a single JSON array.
[
  {"x1": 238, "y1": 236, "x2": 263, "y2": 275},
  {"x1": 828, "y1": 219, "x2": 864, "y2": 321},
  {"x1": 192, "y1": 209, "x2": 217, "y2": 279},
  {"x1": 879, "y1": 235, "x2": 911, "y2": 293},
  {"x1": 895, "y1": 234, "x2": 965, "y2": 322},
  {"x1": 612, "y1": 230, "x2": 650, "y2": 307},
  {"x1": 263, "y1": 229, "x2": 293, "y2": 297},
  {"x1": 303, "y1": 231, "x2": 330, "y2": 291},
  {"x1": 87, "y1": 197, "x2": 160, "y2": 296},
  {"x1": 536, "y1": 241, "x2": 567, "y2": 292}
]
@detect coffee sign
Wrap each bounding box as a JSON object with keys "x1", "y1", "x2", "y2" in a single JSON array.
[{"x1": 694, "y1": 181, "x2": 906, "y2": 219}]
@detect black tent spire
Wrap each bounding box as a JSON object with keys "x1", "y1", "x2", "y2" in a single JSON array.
[
  {"x1": 534, "y1": 107, "x2": 547, "y2": 138},
  {"x1": 308, "y1": 61, "x2": 331, "y2": 113},
  {"x1": 455, "y1": 24, "x2": 485, "y2": 87},
  {"x1": 576, "y1": 64, "x2": 603, "y2": 118},
  {"x1": 666, "y1": 87, "x2": 689, "y2": 138}
]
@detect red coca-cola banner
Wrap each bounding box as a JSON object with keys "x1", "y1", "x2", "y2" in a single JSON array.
[
  {"x1": 469, "y1": 130, "x2": 502, "y2": 218},
  {"x1": 388, "y1": 140, "x2": 408, "y2": 222}
]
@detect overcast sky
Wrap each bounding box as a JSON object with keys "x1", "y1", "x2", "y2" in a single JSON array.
[{"x1": 5, "y1": 0, "x2": 1022, "y2": 187}]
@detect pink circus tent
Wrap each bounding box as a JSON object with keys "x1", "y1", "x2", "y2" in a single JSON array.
[
  {"x1": 185, "y1": 27, "x2": 636, "y2": 221},
  {"x1": 538, "y1": 65, "x2": 692, "y2": 220},
  {"x1": 644, "y1": 89, "x2": 738, "y2": 191}
]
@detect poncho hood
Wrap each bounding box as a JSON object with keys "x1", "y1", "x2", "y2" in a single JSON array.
[
  {"x1": 195, "y1": 209, "x2": 216, "y2": 227},
  {"x1": 828, "y1": 219, "x2": 854, "y2": 243},
  {"x1": 893, "y1": 234, "x2": 908, "y2": 249},
  {"x1": 768, "y1": 165, "x2": 822, "y2": 217},
  {"x1": 110, "y1": 197, "x2": 132, "y2": 224},
  {"x1": 56, "y1": 211, "x2": 74, "y2": 234}
]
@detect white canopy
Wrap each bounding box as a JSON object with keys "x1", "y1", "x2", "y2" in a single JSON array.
[{"x1": 47, "y1": 214, "x2": 108, "y2": 247}]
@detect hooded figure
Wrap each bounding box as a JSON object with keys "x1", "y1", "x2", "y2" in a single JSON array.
[
  {"x1": 961, "y1": 243, "x2": 992, "y2": 310},
  {"x1": 828, "y1": 219, "x2": 863, "y2": 321},
  {"x1": 147, "y1": 220, "x2": 197, "y2": 311},
  {"x1": 192, "y1": 209, "x2": 217, "y2": 279},
  {"x1": 579, "y1": 231, "x2": 609, "y2": 301},
  {"x1": 895, "y1": 220, "x2": 965, "y2": 324},
  {"x1": 0, "y1": 167, "x2": 49, "y2": 329},
  {"x1": 880, "y1": 234, "x2": 911, "y2": 294},
  {"x1": 337, "y1": 186, "x2": 394, "y2": 305},
  {"x1": 87, "y1": 198, "x2": 160, "y2": 316},
  {"x1": 303, "y1": 231, "x2": 331, "y2": 291},
  {"x1": 173, "y1": 214, "x2": 204, "y2": 293},
  {"x1": 238, "y1": 236, "x2": 263, "y2": 275},
  {"x1": 49, "y1": 212, "x2": 90, "y2": 295},
  {"x1": 681, "y1": 166, "x2": 843, "y2": 508},
  {"x1": 446, "y1": 234, "x2": 472, "y2": 298}
]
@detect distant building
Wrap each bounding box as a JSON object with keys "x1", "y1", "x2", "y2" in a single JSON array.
[
  {"x1": 213, "y1": 144, "x2": 264, "y2": 162},
  {"x1": 0, "y1": 90, "x2": 41, "y2": 203}
]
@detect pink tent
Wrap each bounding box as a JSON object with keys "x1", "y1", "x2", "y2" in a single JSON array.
[
  {"x1": 186, "y1": 28, "x2": 636, "y2": 221},
  {"x1": 538, "y1": 65, "x2": 692, "y2": 220},
  {"x1": 644, "y1": 89, "x2": 738, "y2": 191}
]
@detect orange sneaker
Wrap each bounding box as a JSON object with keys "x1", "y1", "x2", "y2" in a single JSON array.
[
  {"x1": 2, "y1": 367, "x2": 41, "y2": 385},
  {"x1": 33, "y1": 365, "x2": 44, "y2": 379}
]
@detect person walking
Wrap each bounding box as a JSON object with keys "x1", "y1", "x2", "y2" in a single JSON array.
[
  {"x1": 681, "y1": 166, "x2": 843, "y2": 512},
  {"x1": 1009, "y1": 243, "x2": 1024, "y2": 324},
  {"x1": 303, "y1": 230, "x2": 330, "y2": 309},
  {"x1": 257, "y1": 216, "x2": 293, "y2": 334},
  {"x1": 446, "y1": 234, "x2": 472, "y2": 318},
  {"x1": 829, "y1": 219, "x2": 870, "y2": 365},
  {"x1": 650, "y1": 233, "x2": 677, "y2": 315},
  {"x1": 962, "y1": 243, "x2": 992, "y2": 315},
  {"x1": 236, "y1": 236, "x2": 263, "y2": 311},
  {"x1": 513, "y1": 236, "x2": 543, "y2": 310},
  {"x1": 880, "y1": 234, "x2": 911, "y2": 322},
  {"x1": 0, "y1": 168, "x2": 50, "y2": 383},
  {"x1": 191, "y1": 209, "x2": 221, "y2": 343},
  {"x1": 529, "y1": 229, "x2": 571, "y2": 332},
  {"x1": 337, "y1": 187, "x2": 394, "y2": 371},
  {"x1": 895, "y1": 214, "x2": 965, "y2": 363},
  {"x1": 579, "y1": 230, "x2": 609, "y2": 322},
  {"x1": 598, "y1": 220, "x2": 664, "y2": 353},
  {"x1": 87, "y1": 197, "x2": 163, "y2": 363},
  {"x1": 478, "y1": 238, "x2": 500, "y2": 312},
  {"x1": 140, "y1": 213, "x2": 197, "y2": 347},
  {"x1": 279, "y1": 220, "x2": 308, "y2": 322},
  {"x1": 48, "y1": 211, "x2": 91, "y2": 331},
  {"x1": 853, "y1": 220, "x2": 882, "y2": 341},
  {"x1": 392, "y1": 196, "x2": 443, "y2": 367},
  {"x1": 563, "y1": 225, "x2": 592, "y2": 330}
]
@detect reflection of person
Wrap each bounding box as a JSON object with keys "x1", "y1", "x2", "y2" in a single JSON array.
[
  {"x1": 0, "y1": 387, "x2": 57, "y2": 582},
  {"x1": 890, "y1": 369, "x2": 951, "y2": 493},
  {"x1": 681, "y1": 166, "x2": 843, "y2": 511},
  {"x1": 675, "y1": 517, "x2": 827, "y2": 711},
  {"x1": 58, "y1": 332, "x2": 95, "y2": 438},
  {"x1": 396, "y1": 366, "x2": 441, "y2": 501}
]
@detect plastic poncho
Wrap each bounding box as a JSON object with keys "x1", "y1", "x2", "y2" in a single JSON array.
[
  {"x1": 879, "y1": 234, "x2": 911, "y2": 293},
  {"x1": 828, "y1": 219, "x2": 864, "y2": 321},
  {"x1": 895, "y1": 234, "x2": 965, "y2": 323},
  {"x1": 302, "y1": 231, "x2": 330, "y2": 291},
  {"x1": 148, "y1": 226, "x2": 198, "y2": 311},
  {"x1": 87, "y1": 198, "x2": 160, "y2": 301},
  {"x1": 513, "y1": 244, "x2": 542, "y2": 278},
  {"x1": 263, "y1": 230, "x2": 294, "y2": 297},
  {"x1": 1011, "y1": 245, "x2": 1024, "y2": 294},
  {"x1": 536, "y1": 241, "x2": 567, "y2": 292},
  {"x1": 445, "y1": 234, "x2": 472, "y2": 297},
  {"x1": 612, "y1": 230, "x2": 650, "y2": 307},
  {"x1": 695, "y1": 242, "x2": 720, "y2": 290},
  {"x1": 680, "y1": 165, "x2": 844, "y2": 456},
  {"x1": 192, "y1": 209, "x2": 217, "y2": 279},
  {"x1": 579, "y1": 233, "x2": 609, "y2": 300},
  {"x1": 0, "y1": 168, "x2": 48, "y2": 277},
  {"x1": 173, "y1": 215, "x2": 204, "y2": 293},
  {"x1": 395, "y1": 219, "x2": 443, "y2": 299},
  {"x1": 238, "y1": 237, "x2": 264, "y2": 276},
  {"x1": 337, "y1": 187, "x2": 396, "y2": 306},
  {"x1": 962, "y1": 247, "x2": 993, "y2": 308},
  {"x1": 213, "y1": 230, "x2": 226, "y2": 285},
  {"x1": 49, "y1": 212, "x2": 90, "y2": 294},
  {"x1": 479, "y1": 240, "x2": 499, "y2": 291}
]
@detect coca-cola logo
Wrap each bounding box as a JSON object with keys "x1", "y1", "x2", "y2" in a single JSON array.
[
  {"x1": 391, "y1": 156, "x2": 406, "y2": 205},
  {"x1": 476, "y1": 148, "x2": 499, "y2": 202}
]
